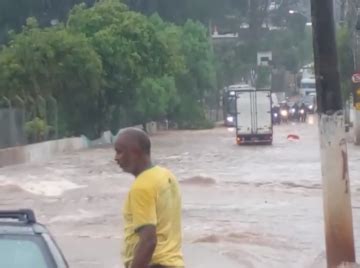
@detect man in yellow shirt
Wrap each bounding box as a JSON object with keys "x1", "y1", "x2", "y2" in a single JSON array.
[{"x1": 114, "y1": 128, "x2": 184, "y2": 268}]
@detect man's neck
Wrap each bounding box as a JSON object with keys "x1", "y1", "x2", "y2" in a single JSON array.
[{"x1": 133, "y1": 159, "x2": 153, "y2": 177}]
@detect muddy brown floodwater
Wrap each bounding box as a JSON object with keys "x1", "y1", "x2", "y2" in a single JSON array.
[{"x1": 2, "y1": 116, "x2": 360, "y2": 267}]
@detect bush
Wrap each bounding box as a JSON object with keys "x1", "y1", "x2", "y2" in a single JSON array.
[{"x1": 25, "y1": 117, "x2": 51, "y2": 143}]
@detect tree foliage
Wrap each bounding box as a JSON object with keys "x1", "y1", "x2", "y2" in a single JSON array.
[
  {"x1": 0, "y1": 18, "x2": 103, "y2": 136},
  {"x1": 67, "y1": 0, "x2": 189, "y2": 132},
  {"x1": 0, "y1": 0, "x2": 316, "y2": 139},
  {"x1": 0, "y1": 0, "x2": 217, "y2": 139}
]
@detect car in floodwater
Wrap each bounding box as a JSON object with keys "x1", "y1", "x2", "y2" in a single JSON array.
[
  {"x1": 223, "y1": 83, "x2": 255, "y2": 127},
  {"x1": 0, "y1": 209, "x2": 68, "y2": 268}
]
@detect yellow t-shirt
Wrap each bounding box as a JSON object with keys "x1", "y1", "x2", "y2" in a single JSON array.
[{"x1": 122, "y1": 166, "x2": 184, "y2": 267}]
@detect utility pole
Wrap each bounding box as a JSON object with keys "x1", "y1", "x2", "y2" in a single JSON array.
[{"x1": 311, "y1": 0, "x2": 356, "y2": 267}]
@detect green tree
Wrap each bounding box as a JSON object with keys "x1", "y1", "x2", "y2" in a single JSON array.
[
  {"x1": 126, "y1": 0, "x2": 248, "y2": 25},
  {"x1": 0, "y1": 18, "x2": 103, "y2": 137},
  {"x1": 147, "y1": 15, "x2": 217, "y2": 128},
  {"x1": 68, "y1": 0, "x2": 184, "y2": 130},
  {"x1": 0, "y1": 0, "x2": 97, "y2": 44},
  {"x1": 173, "y1": 20, "x2": 217, "y2": 127},
  {"x1": 135, "y1": 75, "x2": 178, "y2": 123},
  {"x1": 25, "y1": 117, "x2": 51, "y2": 143},
  {"x1": 0, "y1": 0, "x2": 223, "y2": 137},
  {"x1": 148, "y1": 14, "x2": 185, "y2": 76},
  {"x1": 256, "y1": 66, "x2": 271, "y2": 88}
]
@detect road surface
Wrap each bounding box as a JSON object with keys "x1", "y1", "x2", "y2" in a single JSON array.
[{"x1": 1, "y1": 116, "x2": 360, "y2": 267}]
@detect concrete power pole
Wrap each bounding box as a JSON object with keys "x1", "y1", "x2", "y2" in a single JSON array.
[{"x1": 311, "y1": 0, "x2": 356, "y2": 267}]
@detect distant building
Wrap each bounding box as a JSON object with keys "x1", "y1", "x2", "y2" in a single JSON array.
[
  {"x1": 257, "y1": 52, "x2": 272, "y2": 67},
  {"x1": 211, "y1": 26, "x2": 238, "y2": 39}
]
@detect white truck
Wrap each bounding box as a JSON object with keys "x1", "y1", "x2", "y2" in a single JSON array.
[
  {"x1": 235, "y1": 88, "x2": 273, "y2": 145},
  {"x1": 300, "y1": 76, "x2": 316, "y2": 96}
]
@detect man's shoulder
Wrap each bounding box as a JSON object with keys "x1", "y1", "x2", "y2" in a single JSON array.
[
  {"x1": 139, "y1": 165, "x2": 175, "y2": 179},
  {"x1": 134, "y1": 166, "x2": 177, "y2": 188},
  {"x1": 151, "y1": 166, "x2": 178, "y2": 183}
]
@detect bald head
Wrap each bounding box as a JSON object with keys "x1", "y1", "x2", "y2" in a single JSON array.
[
  {"x1": 114, "y1": 127, "x2": 152, "y2": 175},
  {"x1": 116, "y1": 127, "x2": 151, "y2": 155}
]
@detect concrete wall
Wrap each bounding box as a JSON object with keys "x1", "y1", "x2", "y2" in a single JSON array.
[
  {"x1": 24, "y1": 137, "x2": 88, "y2": 163},
  {"x1": 0, "y1": 121, "x2": 160, "y2": 168},
  {"x1": 0, "y1": 137, "x2": 88, "y2": 168},
  {"x1": 0, "y1": 146, "x2": 27, "y2": 167}
]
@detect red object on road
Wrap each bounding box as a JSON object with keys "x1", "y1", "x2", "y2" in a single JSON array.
[{"x1": 287, "y1": 134, "x2": 300, "y2": 141}]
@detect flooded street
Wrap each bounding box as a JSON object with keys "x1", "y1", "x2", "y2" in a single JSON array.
[{"x1": 1, "y1": 116, "x2": 360, "y2": 267}]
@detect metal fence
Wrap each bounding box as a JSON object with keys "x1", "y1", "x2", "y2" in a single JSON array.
[
  {"x1": 0, "y1": 108, "x2": 26, "y2": 149},
  {"x1": 0, "y1": 92, "x2": 222, "y2": 149},
  {"x1": 205, "y1": 108, "x2": 223, "y2": 123},
  {"x1": 0, "y1": 95, "x2": 58, "y2": 149}
]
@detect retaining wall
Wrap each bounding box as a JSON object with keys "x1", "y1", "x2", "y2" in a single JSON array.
[{"x1": 0, "y1": 122, "x2": 158, "y2": 168}]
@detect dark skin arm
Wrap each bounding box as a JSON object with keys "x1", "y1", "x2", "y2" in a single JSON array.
[{"x1": 131, "y1": 225, "x2": 157, "y2": 268}]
